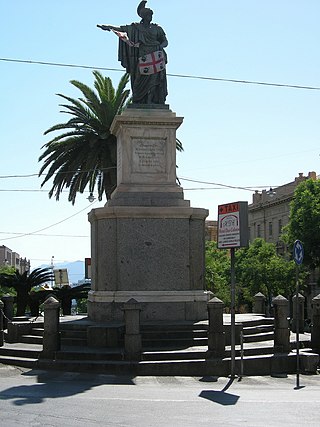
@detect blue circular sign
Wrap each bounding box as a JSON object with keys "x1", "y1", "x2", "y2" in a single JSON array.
[{"x1": 293, "y1": 240, "x2": 304, "y2": 265}]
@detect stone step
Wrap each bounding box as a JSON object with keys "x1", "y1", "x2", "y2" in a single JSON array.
[
  {"x1": 0, "y1": 354, "x2": 38, "y2": 369},
  {"x1": 240, "y1": 318, "x2": 274, "y2": 327},
  {"x1": 37, "y1": 358, "x2": 138, "y2": 375},
  {"x1": 243, "y1": 331, "x2": 274, "y2": 343},
  {"x1": 19, "y1": 335, "x2": 43, "y2": 345},
  {"x1": 34, "y1": 352, "x2": 318, "y2": 377},
  {"x1": 243, "y1": 325, "x2": 274, "y2": 336},
  {"x1": 142, "y1": 349, "x2": 206, "y2": 361},
  {"x1": 142, "y1": 330, "x2": 208, "y2": 340},
  {"x1": 55, "y1": 349, "x2": 124, "y2": 361},
  {"x1": 61, "y1": 337, "x2": 87, "y2": 347},
  {"x1": 142, "y1": 337, "x2": 207, "y2": 348},
  {"x1": 0, "y1": 346, "x2": 41, "y2": 359},
  {"x1": 61, "y1": 330, "x2": 87, "y2": 339},
  {"x1": 30, "y1": 328, "x2": 44, "y2": 337},
  {"x1": 141, "y1": 322, "x2": 208, "y2": 332}
]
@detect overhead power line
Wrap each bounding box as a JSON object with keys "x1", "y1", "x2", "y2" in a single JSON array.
[
  {"x1": 1, "y1": 57, "x2": 320, "y2": 91},
  {"x1": 0, "y1": 201, "x2": 97, "y2": 242},
  {"x1": 0, "y1": 231, "x2": 88, "y2": 238},
  {"x1": 179, "y1": 177, "x2": 263, "y2": 192},
  {"x1": 0, "y1": 167, "x2": 117, "y2": 180}
]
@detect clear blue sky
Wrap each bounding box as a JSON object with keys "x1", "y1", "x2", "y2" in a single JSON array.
[{"x1": 1, "y1": 0, "x2": 319, "y2": 268}]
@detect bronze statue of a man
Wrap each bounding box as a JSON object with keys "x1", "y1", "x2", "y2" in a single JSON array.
[{"x1": 98, "y1": 1, "x2": 168, "y2": 105}]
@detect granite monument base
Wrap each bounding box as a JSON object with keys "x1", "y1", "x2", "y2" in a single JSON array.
[
  {"x1": 87, "y1": 206, "x2": 209, "y2": 322},
  {"x1": 87, "y1": 106, "x2": 209, "y2": 323}
]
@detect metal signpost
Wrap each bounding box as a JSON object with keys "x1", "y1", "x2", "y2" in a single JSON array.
[
  {"x1": 217, "y1": 202, "x2": 249, "y2": 378},
  {"x1": 293, "y1": 239, "x2": 304, "y2": 389}
]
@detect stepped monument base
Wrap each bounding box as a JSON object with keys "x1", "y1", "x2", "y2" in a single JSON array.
[{"x1": 87, "y1": 107, "x2": 209, "y2": 322}]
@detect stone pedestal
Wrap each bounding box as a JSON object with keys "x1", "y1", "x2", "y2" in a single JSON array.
[
  {"x1": 123, "y1": 298, "x2": 142, "y2": 361},
  {"x1": 311, "y1": 294, "x2": 320, "y2": 351},
  {"x1": 41, "y1": 296, "x2": 61, "y2": 358},
  {"x1": 207, "y1": 297, "x2": 225, "y2": 359},
  {"x1": 253, "y1": 292, "x2": 266, "y2": 315},
  {"x1": 88, "y1": 108, "x2": 209, "y2": 322},
  {"x1": 273, "y1": 295, "x2": 290, "y2": 354}
]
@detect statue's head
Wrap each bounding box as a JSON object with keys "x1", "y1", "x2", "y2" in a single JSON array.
[{"x1": 137, "y1": 1, "x2": 153, "y2": 21}]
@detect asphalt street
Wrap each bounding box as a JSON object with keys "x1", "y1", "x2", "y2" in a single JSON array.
[{"x1": 0, "y1": 364, "x2": 319, "y2": 426}]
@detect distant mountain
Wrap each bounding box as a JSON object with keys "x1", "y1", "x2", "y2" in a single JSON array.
[{"x1": 36, "y1": 260, "x2": 85, "y2": 285}]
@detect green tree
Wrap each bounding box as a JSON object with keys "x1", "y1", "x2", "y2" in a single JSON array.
[
  {"x1": 0, "y1": 268, "x2": 53, "y2": 316},
  {"x1": 0, "y1": 265, "x2": 16, "y2": 298},
  {"x1": 39, "y1": 71, "x2": 183, "y2": 204},
  {"x1": 281, "y1": 178, "x2": 320, "y2": 270},
  {"x1": 236, "y1": 238, "x2": 300, "y2": 308},
  {"x1": 205, "y1": 241, "x2": 231, "y2": 304},
  {"x1": 205, "y1": 239, "x2": 302, "y2": 312}
]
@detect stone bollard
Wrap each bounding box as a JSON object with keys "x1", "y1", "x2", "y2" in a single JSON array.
[
  {"x1": 292, "y1": 293, "x2": 305, "y2": 333},
  {"x1": 0, "y1": 300, "x2": 4, "y2": 347},
  {"x1": 273, "y1": 295, "x2": 290, "y2": 353},
  {"x1": 206, "y1": 297, "x2": 225, "y2": 359},
  {"x1": 1, "y1": 295, "x2": 14, "y2": 329},
  {"x1": 311, "y1": 294, "x2": 320, "y2": 352},
  {"x1": 253, "y1": 292, "x2": 266, "y2": 315},
  {"x1": 41, "y1": 296, "x2": 61, "y2": 358},
  {"x1": 123, "y1": 298, "x2": 142, "y2": 361}
]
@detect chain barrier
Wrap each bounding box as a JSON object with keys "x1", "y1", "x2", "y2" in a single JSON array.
[
  {"x1": 0, "y1": 308, "x2": 11, "y2": 322},
  {"x1": 0, "y1": 308, "x2": 40, "y2": 324}
]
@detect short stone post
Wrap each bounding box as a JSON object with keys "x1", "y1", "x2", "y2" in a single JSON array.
[
  {"x1": 292, "y1": 293, "x2": 305, "y2": 333},
  {"x1": 311, "y1": 294, "x2": 320, "y2": 352},
  {"x1": 206, "y1": 297, "x2": 225, "y2": 358},
  {"x1": 273, "y1": 295, "x2": 290, "y2": 353},
  {"x1": 0, "y1": 300, "x2": 4, "y2": 347},
  {"x1": 253, "y1": 292, "x2": 266, "y2": 314},
  {"x1": 123, "y1": 298, "x2": 142, "y2": 361},
  {"x1": 1, "y1": 295, "x2": 14, "y2": 329},
  {"x1": 41, "y1": 296, "x2": 60, "y2": 358}
]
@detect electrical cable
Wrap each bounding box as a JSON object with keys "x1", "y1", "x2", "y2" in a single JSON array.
[
  {"x1": 1, "y1": 57, "x2": 320, "y2": 91},
  {"x1": 180, "y1": 176, "x2": 261, "y2": 191},
  {"x1": 0, "y1": 231, "x2": 88, "y2": 238},
  {"x1": 0, "y1": 200, "x2": 97, "y2": 242}
]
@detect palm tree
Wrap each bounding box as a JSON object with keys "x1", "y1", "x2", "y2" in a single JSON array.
[
  {"x1": 39, "y1": 71, "x2": 184, "y2": 204},
  {"x1": 29, "y1": 282, "x2": 91, "y2": 316},
  {"x1": 39, "y1": 71, "x2": 131, "y2": 203},
  {"x1": 0, "y1": 268, "x2": 53, "y2": 317}
]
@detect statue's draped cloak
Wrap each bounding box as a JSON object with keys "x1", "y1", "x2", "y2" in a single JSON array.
[{"x1": 118, "y1": 23, "x2": 168, "y2": 104}]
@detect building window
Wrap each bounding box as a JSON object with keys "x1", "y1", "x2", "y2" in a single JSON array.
[
  {"x1": 268, "y1": 221, "x2": 273, "y2": 237},
  {"x1": 257, "y1": 224, "x2": 261, "y2": 238},
  {"x1": 278, "y1": 219, "x2": 282, "y2": 236}
]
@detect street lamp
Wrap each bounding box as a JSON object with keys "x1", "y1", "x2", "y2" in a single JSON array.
[{"x1": 87, "y1": 192, "x2": 95, "y2": 203}]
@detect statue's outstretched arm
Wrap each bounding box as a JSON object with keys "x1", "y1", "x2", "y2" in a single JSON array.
[{"x1": 97, "y1": 24, "x2": 122, "y2": 32}]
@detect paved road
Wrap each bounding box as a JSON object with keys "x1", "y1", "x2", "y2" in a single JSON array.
[{"x1": 0, "y1": 364, "x2": 319, "y2": 426}]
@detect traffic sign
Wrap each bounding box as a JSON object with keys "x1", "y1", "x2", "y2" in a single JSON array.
[
  {"x1": 217, "y1": 201, "x2": 249, "y2": 249},
  {"x1": 293, "y1": 240, "x2": 304, "y2": 265}
]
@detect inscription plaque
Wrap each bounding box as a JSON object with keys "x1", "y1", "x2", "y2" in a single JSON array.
[{"x1": 132, "y1": 138, "x2": 166, "y2": 174}]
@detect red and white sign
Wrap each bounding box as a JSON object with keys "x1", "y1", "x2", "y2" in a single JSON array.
[{"x1": 218, "y1": 203, "x2": 241, "y2": 248}]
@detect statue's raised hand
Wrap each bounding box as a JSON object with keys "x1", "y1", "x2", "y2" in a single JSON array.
[{"x1": 97, "y1": 24, "x2": 111, "y2": 31}]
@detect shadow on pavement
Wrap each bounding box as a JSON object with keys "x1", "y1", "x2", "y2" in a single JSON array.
[
  {"x1": 199, "y1": 377, "x2": 240, "y2": 406},
  {"x1": 199, "y1": 390, "x2": 239, "y2": 406},
  {"x1": 0, "y1": 369, "x2": 136, "y2": 406}
]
